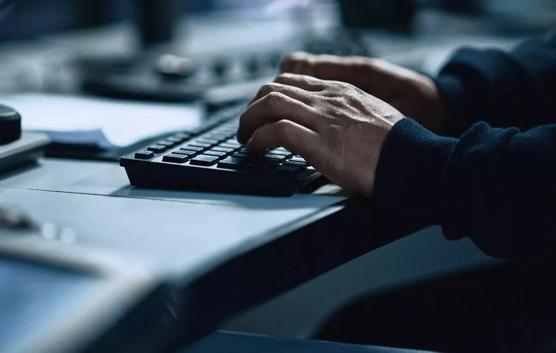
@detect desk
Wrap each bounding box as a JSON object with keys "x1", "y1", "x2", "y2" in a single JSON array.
[
  {"x1": 0, "y1": 8, "x2": 523, "y2": 353},
  {"x1": 0, "y1": 158, "x2": 415, "y2": 353}
]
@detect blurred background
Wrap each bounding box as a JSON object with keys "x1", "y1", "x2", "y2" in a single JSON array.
[
  {"x1": 0, "y1": 0, "x2": 554, "y2": 341},
  {"x1": 0, "y1": 0, "x2": 555, "y2": 102}
]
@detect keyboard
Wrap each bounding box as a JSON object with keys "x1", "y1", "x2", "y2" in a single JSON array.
[
  {"x1": 74, "y1": 31, "x2": 370, "y2": 105},
  {"x1": 120, "y1": 109, "x2": 321, "y2": 196}
]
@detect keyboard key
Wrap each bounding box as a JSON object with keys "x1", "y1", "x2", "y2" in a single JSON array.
[
  {"x1": 180, "y1": 145, "x2": 205, "y2": 152},
  {"x1": 220, "y1": 140, "x2": 241, "y2": 148},
  {"x1": 284, "y1": 160, "x2": 307, "y2": 168},
  {"x1": 256, "y1": 159, "x2": 280, "y2": 169},
  {"x1": 218, "y1": 157, "x2": 252, "y2": 169},
  {"x1": 267, "y1": 149, "x2": 289, "y2": 156},
  {"x1": 206, "y1": 129, "x2": 232, "y2": 136},
  {"x1": 203, "y1": 150, "x2": 227, "y2": 157},
  {"x1": 275, "y1": 164, "x2": 303, "y2": 174},
  {"x1": 274, "y1": 147, "x2": 289, "y2": 154},
  {"x1": 213, "y1": 146, "x2": 235, "y2": 153},
  {"x1": 188, "y1": 141, "x2": 212, "y2": 148},
  {"x1": 147, "y1": 144, "x2": 168, "y2": 153},
  {"x1": 172, "y1": 149, "x2": 197, "y2": 156},
  {"x1": 165, "y1": 136, "x2": 183, "y2": 144},
  {"x1": 264, "y1": 154, "x2": 285, "y2": 161},
  {"x1": 197, "y1": 137, "x2": 220, "y2": 144},
  {"x1": 134, "y1": 150, "x2": 155, "y2": 159},
  {"x1": 163, "y1": 154, "x2": 189, "y2": 163},
  {"x1": 232, "y1": 151, "x2": 250, "y2": 158},
  {"x1": 174, "y1": 132, "x2": 191, "y2": 140},
  {"x1": 190, "y1": 155, "x2": 219, "y2": 166},
  {"x1": 158, "y1": 140, "x2": 176, "y2": 147},
  {"x1": 290, "y1": 156, "x2": 306, "y2": 163}
]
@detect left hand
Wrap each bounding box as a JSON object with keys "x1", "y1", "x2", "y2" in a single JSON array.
[
  {"x1": 237, "y1": 73, "x2": 405, "y2": 197},
  {"x1": 281, "y1": 52, "x2": 445, "y2": 133}
]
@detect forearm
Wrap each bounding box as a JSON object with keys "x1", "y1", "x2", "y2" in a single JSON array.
[
  {"x1": 374, "y1": 119, "x2": 556, "y2": 260},
  {"x1": 434, "y1": 31, "x2": 556, "y2": 135}
]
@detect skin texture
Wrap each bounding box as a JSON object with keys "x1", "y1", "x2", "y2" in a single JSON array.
[
  {"x1": 281, "y1": 52, "x2": 446, "y2": 133},
  {"x1": 237, "y1": 73, "x2": 404, "y2": 197}
]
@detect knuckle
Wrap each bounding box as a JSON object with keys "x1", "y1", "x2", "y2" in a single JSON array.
[
  {"x1": 275, "y1": 73, "x2": 291, "y2": 82},
  {"x1": 274, "y1": 120, "x2": 293, "y2": 142},
  {"x1": 238, "y1": 110, "x2": 251, "y2": 126},
  {"x1": 249, "y1": 127, "x2": 263, "y2": 143},
  {"x1": 284, "y1": 51, "x2": 307, "y2": 62},
  {"x1": 274, "y1": 72, "x2": 292, "y2": 83},
  {"x1": 260, "y1": 82, "x2": 279, "y2": 94},
  {"x1": 265, "y1": 91, "x2": 286, "y2": 106},
  {"x1": 281, "y1": 52, "x2": 304, "y2": 71}
]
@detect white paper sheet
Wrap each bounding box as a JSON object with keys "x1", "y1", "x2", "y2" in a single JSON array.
[{"x1": 0, "y1": 93, "x2": 203, "y2": 149}]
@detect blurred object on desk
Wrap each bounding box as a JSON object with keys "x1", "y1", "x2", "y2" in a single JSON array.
[
  {"x1": 0, "y1": 93, "x2": 203, "y2": 159},
  {"x1": 72, "y1": 29, "x2": 370, "y2": 105},
  {"x1": 338, "y1": 0, "x2": 416, "y2": 32},
  {"x1": 0, "y1": 102, "x2": 49, "y2": 174}
]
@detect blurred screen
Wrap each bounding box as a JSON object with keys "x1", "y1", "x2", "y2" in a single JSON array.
[
  {"x1": 0, "y1": 0, "x2": 305, "y2": 41},
  {"x1": 0, "y1": 0, "x2": 554, "y2": 42}
]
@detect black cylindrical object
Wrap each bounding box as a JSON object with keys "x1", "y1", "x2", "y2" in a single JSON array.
[
  {"x1": 338, "y1": 0, "x2": 417, "y2": 32},
  {"x1": 0, "y1": 104, "x2": 21, "y2": 145},
  {"x1": 136, "y1": 0, "x2": 181, "y2": 48}
]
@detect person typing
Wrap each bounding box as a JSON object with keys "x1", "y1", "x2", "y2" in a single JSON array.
[{"x1": 237, "y1": 31, "x2": 556, "y2": 260}]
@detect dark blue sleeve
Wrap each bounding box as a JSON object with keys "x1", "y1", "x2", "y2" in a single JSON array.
[
  {"x1": 373, "y1": 119, "x2": 556, "y2": 260},
  {"x1": 435, "y1": 31, "x2": 556, "y2": 135}
]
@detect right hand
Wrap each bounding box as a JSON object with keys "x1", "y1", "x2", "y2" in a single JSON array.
[
  {"x1": 238, "y1": 73, "x2": 405, "y2": 197},
  {"x1": 281, "y1": 52, "x2": 447, "y2": 134}
]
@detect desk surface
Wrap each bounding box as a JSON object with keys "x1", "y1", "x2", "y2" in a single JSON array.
[
  {"x1": 0, "y1": 9, "x2": 522, "y2": 352},
  {"x1": 1, "y1": 158, "x2": 380, "y2": 353},
  {"x1": 0, "y1": 158, "x2": 345, "y2": 278}
]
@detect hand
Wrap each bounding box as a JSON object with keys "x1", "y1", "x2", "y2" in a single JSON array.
[
  {"x1": 237, "y1": 73, "x2": 405, "y2": 197},
  {"x1": 281, "y1": 52, "x2": 446, "y2": 133}
]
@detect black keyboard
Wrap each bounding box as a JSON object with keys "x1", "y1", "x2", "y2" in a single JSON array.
[
  {"x1": 120, "y1": 109, "x2": 321, "y2": 196},
  {"x1": 74, "y1": 31, "x2": 370, "y2": 105}
]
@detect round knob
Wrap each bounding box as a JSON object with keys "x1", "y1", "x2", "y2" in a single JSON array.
[
  {"x1": 156, "y1": 54, "x2": 196, "y2": 80},
  {"x1": 211, "y1": 57, "x2": 229, "y2": 79},
  {"x1": 245, "y1": 56, "x2": 262, "y2": 76},
  {"x1": 0, "y1": 104, "x2": 21, "y2": 145}
]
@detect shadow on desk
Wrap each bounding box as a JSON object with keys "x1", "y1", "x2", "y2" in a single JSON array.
[
  {"x1": 110, "y1": 185, "x2": 347, "y2": 210},
  {"x1": 0, "y1": 161, "x2": 41, "y2": 182},
  {"x1": 180, "y1": 331, "x2": 437, "y2": 353}
]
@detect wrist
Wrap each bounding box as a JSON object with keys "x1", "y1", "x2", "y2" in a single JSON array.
[
  {"x1": 373, "y1": 119, "x2": 457, "y2": 223},
  {"x1": 420, "y1": 75, "x2": 448, "y2": 135}
]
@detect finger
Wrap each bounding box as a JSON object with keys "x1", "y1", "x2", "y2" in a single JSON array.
[
  {"x1": 280, "y1": 51, "x2": 314, "y2": 74},
  {"x1": 312, "y1": 55, "x2": 366, "y2": 80},
  {"x1": 281, "y1": 52, "x2": 352, "y2": 78},
  {"x1": 281, "y1": 53, "x2": 376, "y2": 90},
  {"x1": 238, "y1": 91, "x2": 320, "y2": 144},
  {"x1": 250, "y1": 82, "x2": 314, "y2": 106},
  {"x1": 246, "y1": 119, "x2": 323, "y2": 162},
  {"x1": 274, "y1": 72, "x2": 326, "y2": 92}
]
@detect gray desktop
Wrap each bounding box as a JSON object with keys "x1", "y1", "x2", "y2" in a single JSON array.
[{"x1": 0, "y1": 1, "x2": 552, "y2": 353}]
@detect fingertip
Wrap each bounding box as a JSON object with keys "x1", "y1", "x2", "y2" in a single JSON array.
[
  {"x1": 236, "y1": 113, "x2": 251, "y2": 144},
  {"x1": 236, "y1": 131, "x2": 247, "y2": 145},
  {"x1": 274, "y1": 72, "x2": 294, "y2": 83},
  {"x1": 281, "y1": 51, "x2": 312, "y2": 72},
  {"x1": 245, "y1": 135, "x2": 266, "y2": 156}
]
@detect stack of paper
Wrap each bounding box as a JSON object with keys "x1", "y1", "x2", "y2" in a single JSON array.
[{"x1": 0, "y1": 93, "x2": 203, "y2": 149}]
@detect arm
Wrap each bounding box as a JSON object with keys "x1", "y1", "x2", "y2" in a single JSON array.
[
  {"x1": 280, "y1": 30, "x2": 556, "y2": 135},
  {"x1": 374, "y1": 119, "x2": 556, "y2": 260},
  {"x1": 436, "y1": 31, "x2": 556, "y2": 134},
  {"x1": 238, "y1": 73, "x2": 556, "y2": 261}
]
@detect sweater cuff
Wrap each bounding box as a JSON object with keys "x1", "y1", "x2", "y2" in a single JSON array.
[
  {"x1": 434, "y1": 74, "x2": 469, "y2": 136},
  {"x1": 373, "y1": 118, "x2": 458, "y2": 227},
  {"x1": 435, "y1": 47, "x2": 545, "y2": 131}
]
